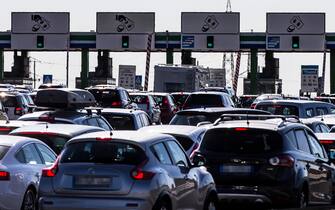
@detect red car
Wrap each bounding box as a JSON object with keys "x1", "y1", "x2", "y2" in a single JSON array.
[{"x1": 150, "y1": 93, "x2": 178, "y2": 124}]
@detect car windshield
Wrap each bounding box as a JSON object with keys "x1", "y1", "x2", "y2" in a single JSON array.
[
  {"x1": 256, "y1": 104, "x2": 299, "y2": 116},
  {"x1": 0, "y1": 145, "x2": 9, "y2": 160},
  {"x1": 184, "y1": 94, "x2": 222, "y2": 108},
  {"x1": 0, "y1": 96, "x2": 18, "y2": 107},
  {"x1": 201, "y1": 128, "x2": 282, "y2": 154},
  {"x1": 102, "y1": 114, "x2": 135, "y2": 130},
  {"x1": 21, "y1": 134, "x2": 69, "y2": 154},
  {"x1": 61, "y1": 141, "x2": 146, "y2": 165}
]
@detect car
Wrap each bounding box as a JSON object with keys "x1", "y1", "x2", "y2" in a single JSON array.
[
  {"x1": 38, "y1": 83, "x2": 66, "y2": 89},
  {"x1": 10, "y1": 124, "x2": 105, "y2": 154},
  {"x1": 250, "y1": 94, "x2": 283, "y2": 109},
  {"x1": 255, "y1": 100, "x2": 335, "y2": 118},
  {"x1": 300, "y1": 118, "x2": 330, "y2": 133},
  {"x1": 150, "y1": 92, "x2": 178, "y2": 124},
  {"x1": 0, "y1": 135, "x2": 56, "y2": 210},
  {"x1": 169, "y1": 107, "x2": 271, "y2": 126},
  {"x1": 182, "y1": 92, "x2": 234, "y2": 110},
  {"x1": 0, "y1": 91, "x2": 30, "y2": 120},
  {"x1": 170, "y1": 92, "x2": 191, "y2": 107},
  {"x1": 38, "y1": 130, "x2": 218, "y2": 210},
  {"x1": 314, "y1": 96, "x2": 335, "y2": 104},
  {"x1": 100, "y1": 108, "x2": 152, "y2": 130},
  {"x1": 86, "y1": 85, "x2": 137, "y2": 109},
  {"x1": 239, "y1": 95, "x2": 258, "y2": 108},
  {"x1": 139, "y1": 125, "x2": 207, "y2": 157},
  {"x1": 315, "y1": 133, "x2": 335, "y2": 162},
  {"x1": 193, "y1": 115, "x2": 334, "y2": 208},
  {"x1": 129, "y1": 92, "x2": 161, "y2": 124},
  {"x1": 0, "y1": 120, "x2": 43, "y2": 135}
]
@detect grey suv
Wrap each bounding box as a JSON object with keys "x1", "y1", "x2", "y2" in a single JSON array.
[{"x1": 38, "y1": 131, "x2": 218, "y2": 210}]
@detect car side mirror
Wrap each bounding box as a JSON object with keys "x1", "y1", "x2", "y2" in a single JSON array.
[{"x1": 192, "y1": 153, "x2": 206, "y2": 167}]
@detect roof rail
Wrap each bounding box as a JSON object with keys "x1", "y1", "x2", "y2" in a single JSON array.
[
  {"x1": 213, "y1": 114, "x2": 300, "y2": 126},
  {"x1": 83, "y1": 107, "x2": 103, "y2": 116},
  {"x1": 197, "y1": 121, "x2": 212, "y2": 127}
]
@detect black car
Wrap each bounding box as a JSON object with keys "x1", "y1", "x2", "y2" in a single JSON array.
[
  {"x1": 193, "y1": 115, "x2": 334, "y2": 208},
  {"x1": 183, "y1": 92, "x2": 234, "y2": 110},
  {"x1": 86, "y1": 85, "x2": 137, "y2": 109},
  {"x1": 169, "y1": 107, "x2": 271, "y2": 126}
]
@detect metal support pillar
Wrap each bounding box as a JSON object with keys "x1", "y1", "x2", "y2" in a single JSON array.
[
  {"x1": 166, "y1": 48, "x2": 174, "y2": 64},
  {"x1": 250, "y1": 49, "x2": 258, "y2": 94},
  {"x1": 0, "y1": 50, "x2": 3, "y2": 81},
  {"x1": 331, "y1": 50, "x2": 335, "y2": 94},
  {"x1": 81, "y1": 49, "x2": 89, "y2": 89}
]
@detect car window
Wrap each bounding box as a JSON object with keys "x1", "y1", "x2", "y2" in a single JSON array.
[
  {"x1": 307, "y1": 132, "x2": 326, "y2": 159},
  {"x1": 140, "y1": 114, "x2": 150, "y2": 127},
  {"x1": 256, "y1": 104, "x2": 299, "y2": 116},
  {"x1": 285, "y1": 130, "x2": 298, "y2": 149},
  {"x1": 316, "y1": 107, "x2": 328, "y2": 116},
  {"x1": 96, "y1": 118, "x2": 111, "y2": 130},
  {"x1": 131, "y1": 95, "x2": 148, "y2": 104},
  {"x1": 294, "y1": 130, "x2": 311, "y2": 154},
  {"x1": 0, "y1": 145, "x2": 9, "y2": 160},
  {"x1": 331, "y1": 108, "x2": 335, "y2": 114},
  {"x1": 184, "y1": 94, "x2": 223, "y2": 108},
  {"x1": 35, "y1": 143, "x2": 56, "y2": 165},
  {"x1": 102, "y1": 114, "x2": 135, "y2": 130},
  {"x1": 23, "y1": 134, "x2": 69, "y2": 155},
  {"x1": 172, "y1": 135, "x2": 194, "y2": 151},
  {"x1": 170, "y1": 114, "x2": 208, "y2": 126},
  {"x1": 86, "y1": 118, "x2": 100, "y2": 127},
  {"x1": 305, "y1": 108, "x2": 314, "y2": 118},
  {"x1": 0, "y1": 96, "x2": 18, "y2": 107},
  {"x1": 165, "y1": 141, "x2": 189, "y2": 168},
  {"x1": 61, "y1": 141, "x2": 146, "y2": 165},
  {"x1": 315, "y1": 124, "x2": 323, "y2": 133},
  {"x1": 152, "y1": 143, "x2": 172, "y2": 165},
  {"x1": 320, "y1": 124, "x2": 330, "y2": 133},
  {"x1": 16, "y1": 144, "x2": 43, "y2": 164}
]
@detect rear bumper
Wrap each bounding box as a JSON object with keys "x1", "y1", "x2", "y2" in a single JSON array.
[{"x1": 39, "y1": 196, "x2": 152, "y2": 210}]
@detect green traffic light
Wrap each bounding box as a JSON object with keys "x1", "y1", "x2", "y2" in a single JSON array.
[
  {"x1": 36, "y1": 35, "x2": 44, "y2": 49},
  {"x1": 292, "y1": 36, "x2": 300, "y2": 49},
  {"x1": 122, "y1": 36, "x2": 129, "y2": 48},
  {"x1": 207, "y1": 36, "x2": 214, "y2": 48}
]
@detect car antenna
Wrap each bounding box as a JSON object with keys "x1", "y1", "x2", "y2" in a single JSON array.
[
  {"x1": 110, "y1": 130, "x2": 113, "y2": 137},
  {"x1": 45, "y1": 122, "x2": 49, "y2": 129},
  {"x1": 246, "y1": 112, "x2": 250, "y2": 126}
]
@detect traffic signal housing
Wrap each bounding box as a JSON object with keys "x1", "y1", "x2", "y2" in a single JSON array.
[
  {"x1": 36, "y1": 35, "x2": 44, "y2": 49},
  {"x1": 292, "y1": 36, "x2": 300, "y2": 49},
  {"x1": 207, "y1": 36, "x2": 214, "y2": 48},
  {"x1": 122, "y1": 36, "x2": 129, "y2": 48}
]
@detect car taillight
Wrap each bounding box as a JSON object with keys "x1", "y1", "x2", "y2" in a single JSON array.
[
  {"x1": 96, "y1": 137, "x2": 112, "y2": 141},
  {"x1": 111, "y1": 101, "x2": 122, "y2": 107},
  {"x1": 42, "y1": 158, "x2": 59, "y2": 177},
  {"x1": 0, "y1": 171, "x2": 10, "y2": 180},
  {"x1": 15, "y1": 107, "x2": 23, "y2": 115},
  {"x1": 131, "y1": 159, "x2": 155, "y2": 180},
  {"x1": 320, "y1": 140, "x2": 334, "y2": 144},
  {"x1": 269, "y1": 155, "x2": 295, "y2": 167},
  {"x1": 0, "y1": 127, "x2": 12, "y2": 132}
]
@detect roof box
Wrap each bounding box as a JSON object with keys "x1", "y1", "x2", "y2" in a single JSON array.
[{"x1": 35, "y1": 89, "x2": 96, "y2": 109}]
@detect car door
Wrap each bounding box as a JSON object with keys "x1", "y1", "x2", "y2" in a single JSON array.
[
  {"x1": 165, "y1": 140, "x2": 197, "y2": 209},
  {"x1": 306, "y1": 131, "x2": 333, "y2": 203}
]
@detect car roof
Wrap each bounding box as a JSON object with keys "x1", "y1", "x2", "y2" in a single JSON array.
[
  {"x1": 300, "y1": 118, "x2": 324, "y2": 125},
  {"x1": 209, "y1": 120, "x2": 295, "y2": 131},
  {"x1": 0, "y1": 135, "x2": 42, "y2": 147},
  {"x1": 256, "y1": 99, "x2": 333, "y2": 105},
  {"x1": 10, "y1": 124, "x2": 105, "y2": 137},
  {"x1": 315, "y1": 133, "x2": 335, "y2": 140},
  {"x1": 0, "y1": 120, "x2": 44, "y2": 127},
  {"x1": 176, "y1": 107, "x2": 270, "y2": 114},
  {"x1": 190, "y1": 91, "x2": 229, "y2": 96},
  {"x1": 129, "y1": 92, "x2": 150, "y2": 96},
  {"x1": 139, "y1": 125, "x2": 206, "y2": 137},
  {"x1": 69, "y1": 131, "x2": 173, "y2": 146},
  {"x1": 101, "y1": 108, "x2": 145, "y2": 115},
  {"x1": 18, "y1": 110, "x2": 89, "y2": 121},
  {"x1": 0, "y1": 91, "x2": 22, "y2": 97},
  {"x1": 150, "y1": 92, "x2": 170, "y2": 96}
]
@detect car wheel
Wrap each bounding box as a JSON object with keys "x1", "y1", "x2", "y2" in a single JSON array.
[
  {"x1": 296, "y1": 189, "x2": 308, "y2": 208},
  {"x1": 204, "y1": 193, "x2": 219, "y2": 210},
  {"x1": 21, "y1": 189, "x2": 36, "y2": 210},
  {"x1": 153, "y1": 198, "x2": 171, "y2": 210}
]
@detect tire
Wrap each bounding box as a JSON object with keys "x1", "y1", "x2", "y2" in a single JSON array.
[
  {"x1": 153, "y1": 198, "x2": 171, "y2": 210},
  {"x1": 21, "y1": 189, "x2": 36, "y2": 210},
  {"x1": 295, "y1": 189, "x2": 308, "y2": 208},
  {"x1": 204, "y1": 193, "x2": 219, "y2": 210}
]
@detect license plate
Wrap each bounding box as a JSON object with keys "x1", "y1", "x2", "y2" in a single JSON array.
[
  {"x1": 74, "y1": 176, "x2": 111, "y2": 187},
  {"x1": 220, "y1": 165, "x2": 252, "y2": 173}
]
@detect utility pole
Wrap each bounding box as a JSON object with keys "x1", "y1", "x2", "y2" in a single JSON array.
[
  {"x1": 33, "y1": 60, "x2": 36, "y2": 89},
  {"x1": 66, "y1": 37, "x2": 70, "y2": 88}
]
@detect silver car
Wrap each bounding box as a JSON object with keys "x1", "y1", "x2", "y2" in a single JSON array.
[
  {"x1": 38, "y1": 131, "x2": 218, "y2": 210},
  {"x1": 0, "y1": 135, "x2": 57, "y2": 210}
]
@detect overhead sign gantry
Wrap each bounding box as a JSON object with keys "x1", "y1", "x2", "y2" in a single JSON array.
[
  {"x1": 11, "y1": 12, "x2": 70, "y2": 50},
  {"x1": 96, "y1": 12, "x2": 155, "y2": 51},
  {"x1": 181, "y1": 12, "x2": 240, "y2": 51},
  {"x1": 266, "y1": 13, "x2": 325, "y2": 52}
]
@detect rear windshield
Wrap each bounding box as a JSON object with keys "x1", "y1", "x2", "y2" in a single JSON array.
[
  {"x1": 131, "y1": 95, "x2": 148, "y2": 104},
  {"x1": 172, "y1": 94, "x2": 189, "y2": 105},
  {"x1": 102, "y1": 114, "x2": 135, "y2": 130},
  {"x1": 256, "y1": 104, "x2": 299, "y2": 116},
  {"x1": 185, "y1": 95, "x2": 222, "y2": 107},
  {"x1": 173, "y1": 136, "x2": 194, "y2": 151},
  {"x1": 201, "y1": 128, "x2": 282, "y2": 154},
  {"x1": 23, "y1": 135, "x2": 69, "y2": 154},
  {"x1": 0, "y1": 96, "x2": 18, "y2": 107},
  {"x1": 61, "y1": 141, "x2": 146, "y2": 165},
  {"x1": 89, "y1": 90, "x2": 121, "y2": 105},
  {"x1": 0, "y1": 145, "x2": 9, "y2": 160},
  {"x1": 170, "y1": 114, "x2": 209, "y2": 126}
]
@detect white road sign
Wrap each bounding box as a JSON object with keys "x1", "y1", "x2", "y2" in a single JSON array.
[{"x1": 301, "y1": 65, "x2": 319, "y2": 92}]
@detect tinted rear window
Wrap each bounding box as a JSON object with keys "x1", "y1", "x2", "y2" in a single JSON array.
[
  {"x1": 170, "y1": 114, "x2": 209, "y2": 126},
  {"x1": 256, "y1": 104, "x2": 299, "y2": 116},
  {"x1": 131, "y1": 95, "x2": 148, "y2": 104},
  {"x1": 201, "y1": 128, "x2": 282, "y2": 154},
  {"x1": 185, "y1": 95, "x2": 223, "y2": 107},
  {"x1": 0, "y1": 96, "x2": 18, "y2": 107},
  {"x1": 61, "y1": 141, "x2": 146, "y2": 165},
  {"x1": 23, "y1": 135, "x2": 69, "y2": 154},
  {"x1": 0, "y1": 145, "x2": 9, "y2": 160},
  {"x1": 172, "y1": 94, "x2": 189, "y2": 105},
  {"x1": 102, "y1": 114, "x2": 135, "y2": 130},
  {"x1": 89, "y1": 90, "x2": 121, "y2": 105}
]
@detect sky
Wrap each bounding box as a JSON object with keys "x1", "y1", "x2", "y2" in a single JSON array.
[{"x1": 0, "y1": 0, "x2": 334, "y2": 95}]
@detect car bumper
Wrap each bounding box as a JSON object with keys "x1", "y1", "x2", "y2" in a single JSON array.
[{"x1": 39, "y1": 196, "x2": 152, "y2": 210}]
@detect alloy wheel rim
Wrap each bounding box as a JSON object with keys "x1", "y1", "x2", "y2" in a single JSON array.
[{"x1": 24, "y1": 191, "x2": 35, "y2": 210}]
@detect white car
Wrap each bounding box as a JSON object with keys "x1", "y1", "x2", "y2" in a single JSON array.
[{"x1": 0, "y1": 135, "x2": 57, "y2": 210}]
